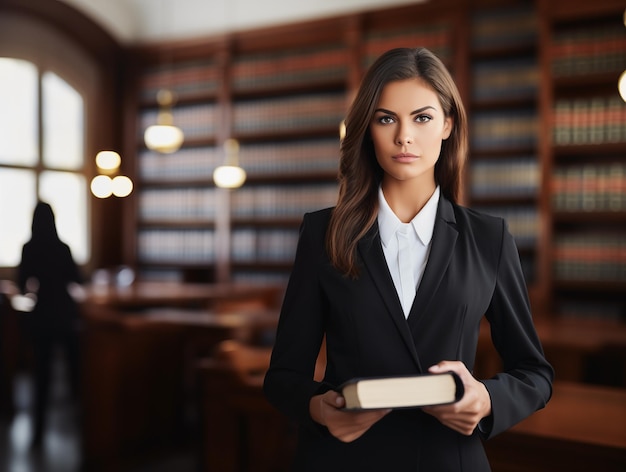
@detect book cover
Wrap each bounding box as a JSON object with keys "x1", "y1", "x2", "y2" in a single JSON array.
[{"x1": 339, "y1": 371, "x2": 464, "y2": 410}]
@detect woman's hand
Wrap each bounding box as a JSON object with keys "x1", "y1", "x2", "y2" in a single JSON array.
[
  {"x1": 422, "y1": 360, "x2": 492, "y2": 436},
  {"x1": 310, "y1": 390, "x2": 391, "y2": 442}
]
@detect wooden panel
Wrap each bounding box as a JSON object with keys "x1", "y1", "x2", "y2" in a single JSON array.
[{"x1": 485, "y1": 381, "x2": 626, "y2": 472}]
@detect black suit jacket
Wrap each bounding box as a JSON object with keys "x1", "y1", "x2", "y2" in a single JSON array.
[{"x1": 264, "y1": 195, "x2": 553, "y2": 471}]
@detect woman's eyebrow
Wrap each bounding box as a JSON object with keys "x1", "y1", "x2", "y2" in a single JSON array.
[{"x1": 374, "y1": 105, "x2": 437, "y2": 116}]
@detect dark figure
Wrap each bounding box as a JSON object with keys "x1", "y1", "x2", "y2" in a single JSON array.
[{"x1": 17, "y1": 201, "x2": 83, "y2": 448}]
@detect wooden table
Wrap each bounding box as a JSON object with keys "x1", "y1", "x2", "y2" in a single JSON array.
[
  {"x1": 80, "y1": 303, "x2": 280, "y2": 471},
  {"x1": 485, "y1": 381, "x2": 626, "y2": 472},
  {"x1": 84, "y1": 280, "x2": 284, "y2": 310},
  {"x1": 476, "y1": 317, "x2": 626, "y2": 385}
]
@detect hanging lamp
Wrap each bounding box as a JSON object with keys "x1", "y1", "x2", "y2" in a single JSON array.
[
  {"x1": 213, "y1": 139, "x2": 247, "y2": 189},
  {"x1": 144, "y1": 89, "x2": 184, "y2": 153}
]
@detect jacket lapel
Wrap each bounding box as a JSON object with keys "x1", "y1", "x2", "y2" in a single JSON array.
[
  {"x1": 408, "y1": 196, "x2": 458, "y2": 328},
  {"x1": 357, "y1": 224, "x2": 421, "y2": 368}
]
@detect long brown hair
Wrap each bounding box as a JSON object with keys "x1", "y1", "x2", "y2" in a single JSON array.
[{"x1": 327, "y1": 47, "x2": 467, "y2": 277}]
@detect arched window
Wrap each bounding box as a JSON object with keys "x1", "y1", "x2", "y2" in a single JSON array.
[
  {"x1": 0, "y1": 3, "x2": 122, "y2": 276},
  {"x1": 0, "y1": 58, "x2": 88, "y2": 266}
]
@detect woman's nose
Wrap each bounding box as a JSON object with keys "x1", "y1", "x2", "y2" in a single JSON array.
[{"x1": 395, "y1": 135, "x2": 414, "y2": 145}]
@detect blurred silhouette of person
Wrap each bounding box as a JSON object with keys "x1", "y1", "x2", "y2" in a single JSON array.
[{"x1": 17, "y1": 201, "x2": 83, "y2": 448}]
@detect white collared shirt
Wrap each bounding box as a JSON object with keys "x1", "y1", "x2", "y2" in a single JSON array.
[{"x1": 377, "y1": 186, "x2": 440, "y2": 318}]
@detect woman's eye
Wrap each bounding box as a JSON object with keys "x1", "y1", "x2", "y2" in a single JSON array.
[
  {"x1": 415, "y1": 114, "x2": 432, "y2": 123},
  {"x1": 379, "y1": 116, "x2": 395, "y2": 124}
]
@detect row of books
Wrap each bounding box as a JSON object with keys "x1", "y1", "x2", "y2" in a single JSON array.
[
  {"x1": 470, "y1": 157, "x2": 539, "y2": 197},
  {"x1": 138, "y1": 229, "x2": 216, "y2": 263},
  {"x1": 363, "y1": 23, "x2": 451, "y2": 67},
  {"x1": 552, "y1": 163, "x2": 626, "y2": 212},
  {"x1": 232, "y1": 46, "x2": 348, "y2": 91},
  {"x1": 471, "y1": 5, "x2": 537, "y2": 50},
  {"x1": 231, "y1": 228, "x2": 299, "y2": 263},
  {"x1": 137, "y1": 184, "x2": 339, "y2": 225},
  {"x1": 139, "y1": 58, "x2": 219, "y2": 102},
  {"x1": 138, "y1": 147, "x2": 223, "y2": 181},
  {"x1": 553, "y1": 234, "x2": 626, "y2": 282},
  {"x1": 233, "y1": 92, "x2": 346, "y2": 134},
  {"x1": 138, "y1": 138, "x2": 341, "y2": 182},
  {"x1": 551, "y1": 24, "x2": 626, "y2": 78},
  {"x1": 231, "y1": 183, "x2": 338, "y2": 219},
  {"x1": 553, "y1": 96, "x2": 626, "y2": 145},
  {"x1": 237, "y1": 138, "x2": 339, "y2": 176},
  {"x1": 473, "y1": 206, "x2": 538, "y2": 249},
  {"x1": 139, "y1": 187, "x2": 219, "y2": 221},
  {"x1": 470, "y1": 109, "x2": 538, "y2": 151},
  {"x1": 471, "y1": 58, "x2": 538, "y2": 101},
  {"x1": 136, "y1": 24, "x2": 454, "y2": 103},
  {"x1": 139, "y1": 103, "x2": 219, "y2": 139}
]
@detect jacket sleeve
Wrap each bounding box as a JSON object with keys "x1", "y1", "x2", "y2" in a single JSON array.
[
  {"x1": 263, "y1": 212, "x2": 331, "y2": 433},
  {"x1": 481, "y1": 219, "x2": 554, "y2": 439}
]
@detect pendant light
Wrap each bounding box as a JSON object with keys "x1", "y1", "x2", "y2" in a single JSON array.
[
  {"x1": 213, "y1": 139, "x2": 247, "y2": 189},
  {"x1": 144, "y1": 89, "x2": 184, "y2": 153}
]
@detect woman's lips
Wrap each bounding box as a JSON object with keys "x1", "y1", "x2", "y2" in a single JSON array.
[{"x1": 392, "y1": 153, "x2": 419, "y2": 163}]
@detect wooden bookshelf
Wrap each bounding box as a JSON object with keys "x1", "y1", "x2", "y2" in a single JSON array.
[
  {"x1": 124, "y1": 0, "x2": 465, "y2": 285},
  {"x1": 467, "y1": 0, "x2": 542, "y2": 294},
  {"x1": 122, "y1": 0, "x2": 625, "y2": 323},
  {"x1": 538, "y1": 0, "x2": 626, "y2": 321}
]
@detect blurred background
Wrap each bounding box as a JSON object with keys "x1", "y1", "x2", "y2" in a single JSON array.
[{"x1": 0, "y1": 0, "x2": 625, "y2": 470}]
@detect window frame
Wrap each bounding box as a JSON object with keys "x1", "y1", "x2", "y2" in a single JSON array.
[{"x1": 0, "y1": 3, "x2": 124, "y2": 279}]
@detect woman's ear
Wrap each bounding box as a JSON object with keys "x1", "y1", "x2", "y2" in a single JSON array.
[{"x1": 443, "y1": 116, "x2": 453, "y2": 140}]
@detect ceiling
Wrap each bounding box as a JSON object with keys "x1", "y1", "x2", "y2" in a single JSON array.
[{"x1": 58, "y1": 0, "x2": 428, "y2": 45}]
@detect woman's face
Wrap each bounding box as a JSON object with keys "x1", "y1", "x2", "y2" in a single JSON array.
[{"x1": 369, "y1": 78, "x2": 452, "y2": 188}]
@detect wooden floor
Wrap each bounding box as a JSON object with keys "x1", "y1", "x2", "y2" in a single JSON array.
[
  {"x1": 0, "y1": 355, "x2": 197, "y2": 472},
  {"x1": 0, "y1": 360, "x2": 81, "y2": 472}
]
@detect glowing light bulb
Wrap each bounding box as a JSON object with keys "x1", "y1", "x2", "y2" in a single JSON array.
[
  {"x1": 91, "y1": 175, "x2": 113, "y2": 198},
  {"x1": 95, "y1": 151, "x2": 121, "y2": 172},
  {"x1": 112, "y1": 175, "x2": 133, "y2": 197}
]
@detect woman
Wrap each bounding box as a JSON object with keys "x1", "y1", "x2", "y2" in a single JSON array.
[
  {"x1": 263, "y1": 48, "x2": 553, "y2": 471},
  {"x1": 18, "y1": 201, "x2": 83, "y2": 448}
]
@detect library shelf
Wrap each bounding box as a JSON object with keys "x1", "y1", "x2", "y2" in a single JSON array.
[
  {"x1": 122, "y1": 0, "x2": 624, "y2": 322},
  {"x1": 541, "y1": 0, "x2": 626, "y2": 319}
]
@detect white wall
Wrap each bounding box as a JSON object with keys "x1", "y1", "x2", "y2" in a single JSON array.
[{"x1": 57, "y1": 0, "x2": 427, "y2": 44}]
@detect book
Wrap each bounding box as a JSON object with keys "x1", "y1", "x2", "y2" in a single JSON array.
[{"x1": 339, "y1": 371, "x2": 464, "y2": 410}]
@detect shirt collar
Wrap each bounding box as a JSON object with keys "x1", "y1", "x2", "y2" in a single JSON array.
[{"x1": 378, "y1": 185, "x2": 440, "y2": 248}]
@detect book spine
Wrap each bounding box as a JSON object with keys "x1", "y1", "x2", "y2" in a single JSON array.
[
  {"x1": 552, "y1": 163, "x2": 626, "y2": 212},
  {"x1": 232, "y1": 93, "x2": 346, "y2": 134},
  {"x1": 139, "y1": 58, "x2": 219, "y2": 101},
  {"x1": 470, "y1": 157, "x2": 539, "y2": 198},
  {"x1": 232, "y1": 46, "x2": 348, "y2": 91},
  {"x1": 139, "y1": 103, "x2": 219, "y2": 139},
  {"x1": 551, "y1": 24, "x2": 626, "y2": 78},
  {"x1": 231, "y1": 183, "x2": 338, "y2": 220},
  {"x1": 139, "y1": 187, "x2": 218, "y2": 222},
  {"x1": 138, "y1": 229, "x2": 216, "y2": 263},
  {"x1": 231, "y1": 228, "x2": 300, "y2": 263},
  {"x1": 554, "y1": 233, "x2": 626, "y2": 283},
  {"x1": 363, "y1": 22, "x2": 452, "y2": 67},
  {"x1": 471, "y1": 109, "x2": 538, "y2": 151},
  {"x1": 471, "y1": 4, "x2": 537, "y2": 49},
  {"x1": 552, "y1": 96, "x2": 626, "y2": 146}
]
